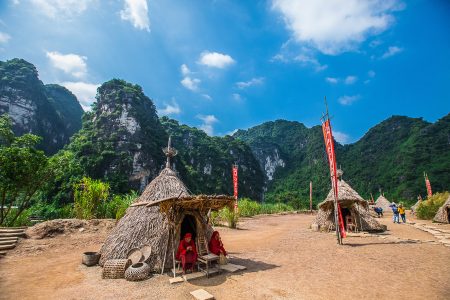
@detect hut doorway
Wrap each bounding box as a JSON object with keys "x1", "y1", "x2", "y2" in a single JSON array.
[
  {"x1": 341, "y1": 207, "x2": 351, "y2": 227},
  {"x1": 180, "y1": 214, "x2": 197, "y2": 241},
  {"x1": 446, "y1": 207, "x2": 450, "y2": 223}
]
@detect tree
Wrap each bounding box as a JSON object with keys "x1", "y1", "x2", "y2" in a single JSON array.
[{"x1": 0, "y1": 114, "x2": 51, "y2": 225}]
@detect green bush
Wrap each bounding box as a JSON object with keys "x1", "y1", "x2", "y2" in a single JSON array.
[
  {"x1": 238, "y1": 198, "x2": 294, "y2": 217},
  {"x1": 2, "y1": 208, "x2": 32, "y2": 227},
  {"x1": 104, "y1": 191, "x2": 137, "y2": 220},
  {"x1": 74, "y1": 177, "x2": 110, "y2": 219},
  {"x1": 218, "y1": 207, "x2": 239, "y2": 229},
  {"x1": 416, "y1": 191, "x2": 449, "y2": 220}
]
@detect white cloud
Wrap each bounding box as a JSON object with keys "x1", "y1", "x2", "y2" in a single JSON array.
[
  {"x1": 333, "y1": 131, "x2": 351, "y2": 144},
  {"x1": 197, "y1": 114, "x2": 218, "y2": 136},
  {"x1": 31, "y1": 0, "x2": 94, "y2": 18},
  {"x1": 226, "y1": 129, "x2": 238, "y2": 136},
  {"x1": 158, "y1": 100, "x2": 180, "y2": 116},
  {"x1": 201, "y1": 94, "x2": 212, "y2": 100},
  {"x1": 61, "y1": 81, "x2": 99, "y2": 111},
  {"x1": 236, "y1": 77, "x2": 264, "y2": 89},
  {"x1": 180, "y1": 64, "x2": 190, "y2": 76},
  {"x1": 181, "y1": 77, "x2": 200, "y2": 91},
  {"x1": 338, "y1": 95, "x2": 360, "y2": 105},
  {"x1": 344, "y1": 75, "x2": 358, "y2": 85},
  {"x1": 381, "y1": 46, "x2": 403, "y2": 59},
  {"x1": 368, "y1": 70, "x2": 376, "y2": 78},
  {"x1": 325, "y1": 77, "x2": 338, "y2": 84},
  {"x1": 272, "y1": 0, "x2": 403, "y2": 55},
  {"x1": 232, "y1": 93, "x2": 243, "y2": 101},
  {"x1": 0, "y1": 32, "x2": 11, "y2": 44},
  {"x1": 120, "y1": 0, "x2": 150, "y2": 31},
  {"x1": 46, "y1": 51, "x2": 88, "y2": 78},
  {"x1": 198, "y1": 51, "x2": 235, "y2": 69},
  {"x1": 294, "y1": 53, "x2": 327, "y2": 71}
]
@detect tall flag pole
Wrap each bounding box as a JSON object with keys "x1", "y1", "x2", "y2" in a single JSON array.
[
  {"x1": 232, "y1": 164, "x2": 239, "y2": 212},
  {"x1": 321, "y1": 97, "x2": 345, "y2": 245},
  {"x1": 424, "y1": 172, "x2": 432, "y2": 198}
]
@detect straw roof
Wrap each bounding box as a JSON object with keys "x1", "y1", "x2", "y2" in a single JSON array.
[
  {"x1": 318, "y1": 179, "x2": 367, "y2": 210},
  {"x1": 135, "y1": 167, "x2": 189, "y2": 203},
  {"x1": 313, "y1": 178, "x2": 385, "y2": 232},
  {"x1": 375, "y1": 195, "x2": 391, "y2": 211},
  {"x1": 411, "y1": 199, "x2": 422, "y2": 213},
  {"x1": 433, "y1": 195, "x2": 450, "y2": 223}
]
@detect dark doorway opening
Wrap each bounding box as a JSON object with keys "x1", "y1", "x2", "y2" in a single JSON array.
[
  {"x1": 446, "y1": 208, "x2": 450, "y2": 224},
  {"x1": 180, "y1": 214, "x2": 197, "y2": 241},
  {"x1": 341, "y1": 207, "x2": 351, "y2": 227}
]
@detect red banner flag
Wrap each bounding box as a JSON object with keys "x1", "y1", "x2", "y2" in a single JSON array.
[
  {"x1": 232, "y1": 165, "x2": 238, "y2": 210},
  {"x1": 322, "y1": 119, "x2": 345, "y2": 241},
  {"x1": 425, "y1": 174, "x2": 432, "y2": 198}
]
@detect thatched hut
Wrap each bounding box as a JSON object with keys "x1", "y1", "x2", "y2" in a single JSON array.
[
  {"x1": 433, "y1": 196, "x2": 450, "y2": 223},
  {"x1": 312, "y1": 178, "x2": 386, "y2": 232},
  {"x1": 410, "y1": 196, "x2": 422, "y2": 215},
  {"x1": 99, "y1": 139, "x2": 234, "y2": 270},
  {"x1": 375, "y1": 194, "x2": 391, "y2": 211}
]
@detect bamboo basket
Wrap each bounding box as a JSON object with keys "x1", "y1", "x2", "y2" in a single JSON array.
[{"x1": 102, "y1": 259, "x2": 131, "y2": 279}]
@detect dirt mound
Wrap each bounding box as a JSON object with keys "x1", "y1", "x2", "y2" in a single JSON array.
[{"x1": 26, "y1": 219, "x2": 116, "y2": 239}]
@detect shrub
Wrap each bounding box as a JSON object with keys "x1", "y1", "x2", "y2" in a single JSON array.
[
  {"x1": 105, "y1": 191, "x2": 137, "y2": 220},
  {"x1": 218, "y1": 207, "x2": 239, "y2": 229},
  {"x1": 73, "y1": 177, "x2": 110, "y2": 219},
  {"x1": 238, "y1": 198, "x2": 294, "y2": 217},
  {"x1": 416, "y1": 191, "x2": 449, "y2": 220}
]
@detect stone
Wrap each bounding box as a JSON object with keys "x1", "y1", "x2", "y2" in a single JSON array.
[
  {"x1": 169, "y1": 277, "x2": 184, "y2": 284},
  {"x1": 190, "y1": 289, "x2": 214, "y2": 300},
  {"x1": 183, "y1": 272, "x2": 205, "y2": 281}
]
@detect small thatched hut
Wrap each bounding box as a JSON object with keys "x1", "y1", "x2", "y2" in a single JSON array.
[
  {"x1": 99, "y1": 139, "x2": 234, "y2": 269},
  {"x1": 375, "y1": 194, "x2": 391, "y2": 211},
  {"x1": 312, "y1": 177, "x2": 385, "y2": 232},
  {"x1": 410, "y1": 197, "x2": 422, "y2": 215},
  {"x1": 433, "y1": 196, "x2": 450, "y2": 223}
]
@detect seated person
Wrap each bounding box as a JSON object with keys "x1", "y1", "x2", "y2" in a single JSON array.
[
  {"x1": 176, "y1": 233, "x2": 197, "y2": 274},
  {"x1": 209, "y1": 231, "x2": 227, "y2": 256}
]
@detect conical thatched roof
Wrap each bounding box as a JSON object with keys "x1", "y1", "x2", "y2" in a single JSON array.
[
  {"x1": 99, "y1": 166, "x2": 187, "y2": 267},
  {"x1": 135, "y1": 167, "x2": 189, "y2": 203},
  {"x1": 433, "y1": 196, "x2": 450, "y2": 223},
  {"x1": 318, "y1": 179, "x2": 366, "y2": 210},
  {"x1": 313, "y1": 178, "x2": 385, "y2": 232},
  {"x1": 411, "y1": 199, "x2": 422, "y2": 213},
  {"x1": 375, "y1": 195, "x2": 391, "y2": 211}
]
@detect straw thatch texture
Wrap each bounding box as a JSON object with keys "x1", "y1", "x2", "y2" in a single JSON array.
[
  {"x1": 433, "y1": 196, "x2": 450, "y2": 223},
  {"x1": 375, "y1": 195, "x2": 391, "y2": 211},
  {"x1": 411, "y1": 199, "x2": 422, "y2": 214},
  {"x1": 312, "y1": 179, "x2": 385, "y2": 232},
  {"x1": 99, "y1": 167, "x2": 189, "y2": 268}
]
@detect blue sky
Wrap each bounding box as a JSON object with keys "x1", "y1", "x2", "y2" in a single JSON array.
[{"x1": 0, "y1": 0, "x2": 449, "y2": 143}]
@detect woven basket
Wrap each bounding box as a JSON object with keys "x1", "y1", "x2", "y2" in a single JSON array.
[
  {"x1": 82, "y1": 252, "x2": 100, "y2": 267},
  {"x1": 102, "y1": 259, "x2": 131, "y2": 279},
  {"x1": 124, "y1": 262, "x2": 151, "y2": 281},
  {"x1": 140, "y1": 245, "x2": 152, "y2": 262},
  {"x1": 127, "y1": 248, "x2": 144, "y2": 264}
]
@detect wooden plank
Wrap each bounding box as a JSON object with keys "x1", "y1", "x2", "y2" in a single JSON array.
[
  {"x1": 0, "y1": 251, "x2": 6, "y2": 255},
  {"x1": 0, "y1": 244, "x2": 16, "y2": 251},
  {"x1": 0, "y1": 237, "x2": 18, "y2": 241},
  {"x1": 0, "y1": 229, "x2": 25, "y2": 234},
  {"x1": 169, "y1": 277, "x2": 184, "y2": 284},
  {"x1": 0, "y1": 226, "x2": 27, "y2": 230},
  {"x1": 0, "y1": 240, "x2": 17, "y2": 245},
  {"x1": 227, "y1": 263, "x2": 246, "y2": 270},
  {"x1": 0, "y1": 232, "x2": 25, "y2": 238},
  {"x1": 190, "y1": 289, "x2": 214, "y2": 300},
  {"x1": 182, "y1": 272, "x2": 205, "y2": 281},
  {"x1": 220, "y1": 264, "x2": 239, "y2": 273}
]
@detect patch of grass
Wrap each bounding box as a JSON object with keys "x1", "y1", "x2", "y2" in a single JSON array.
[{"x1": 416, "y1": 191, "x2": 449, "y2": 220}]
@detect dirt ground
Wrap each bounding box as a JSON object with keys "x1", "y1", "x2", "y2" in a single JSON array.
[{"x1": 1, "y1": 213, "x2": 449, "y2": 300}]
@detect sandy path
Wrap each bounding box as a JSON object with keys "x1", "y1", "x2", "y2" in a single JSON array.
[{"x1": 0, "y1": 213, "x2": 449, "y2": 300}]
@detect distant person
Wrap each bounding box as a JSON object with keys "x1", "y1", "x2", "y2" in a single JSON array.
[
  {"x1": 390, "y1": 202, "x2": 400, "y2": 223},
  {"x1": 176, "y1": 233, "x2": 198, "y2": 274},
  {"x1": 209, "y1": 231, "x2": 227, "y2": 257},
  {"x1": 398, "y1": 203, "x2": 406, "y2": 223},
  {"x1": 374, "y1": 207, "x2": 383, "y2": 217}
]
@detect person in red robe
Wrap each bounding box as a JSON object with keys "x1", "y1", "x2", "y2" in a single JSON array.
[
  {"x1": 208, "y1": 231, "x2": 227, "y2": 256},
  {"x1": 176, "y1": 233, "x2": 197, "y2": 273}
]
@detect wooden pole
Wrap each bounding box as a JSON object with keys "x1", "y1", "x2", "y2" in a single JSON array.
[
  {"x1": 171, "y1": 227, "x2": 176, "y2": 278},
  {"x1": 161, "y1": 230, "x2": 170, "y2": 275},
  {"x1": 309, "y1": 181, "x2": 313, "y2": 213}
]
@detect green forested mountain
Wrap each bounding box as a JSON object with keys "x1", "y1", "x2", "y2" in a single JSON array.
[
  {"x1": 234, "y1": 114, "x2": 450, "y2": 207},
  {"x1": 1, "y1": 59, "x2": 448, "y2": 209},
  {"x1": 0, "y1": 58, "x2": 83, "y2": 154},
  {"x1": 161, "y1": 117, "x2": 264, "y2": 200}
]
